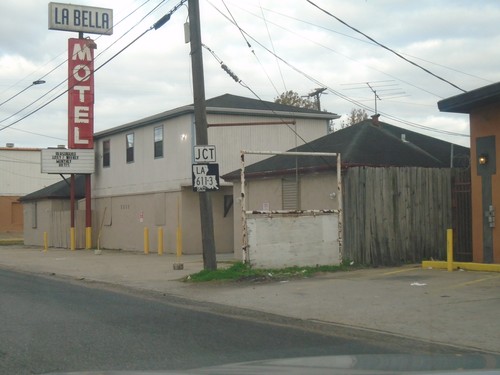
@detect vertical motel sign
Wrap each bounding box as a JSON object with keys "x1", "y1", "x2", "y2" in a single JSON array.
[
  {"x1": 68, "y1": 38, "x2": 94, "y2": 148},
  {"x1": 48, "y1": 2, "x2": 113, "y2": 149}
]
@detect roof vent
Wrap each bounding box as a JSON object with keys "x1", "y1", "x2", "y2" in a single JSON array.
[
  {"x1": 401, "y1": 134, "x2": 408, "y2": 143},
  {"x1": 6, "y1": 143, "x2": 14, "y2": 148}
]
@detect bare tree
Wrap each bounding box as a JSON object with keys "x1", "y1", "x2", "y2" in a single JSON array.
[
  {"x1": 334, "y1": 108, "x2": 369, "y2": 131},
  {"x1": 274, "y1": 90, "x2": 317, "y2": 109},
  {"x1": 347, "y1": 108, "x2": 369, "y2": 126}
]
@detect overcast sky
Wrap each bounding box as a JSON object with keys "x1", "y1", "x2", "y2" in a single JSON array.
[{"x1": 1, "y1": 0, "x2": 499, "y2": 148}]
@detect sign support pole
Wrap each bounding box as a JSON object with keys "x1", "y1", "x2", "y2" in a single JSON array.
[
  {"x1": 70, "y1": 174, "x2": 76, "y2": 250},
  {"x1": 188, "y1": 0, "x2": 217, "y2": 270},
  {"x1": 85, "y1": 174, "x2": 92, "y2": 249}
]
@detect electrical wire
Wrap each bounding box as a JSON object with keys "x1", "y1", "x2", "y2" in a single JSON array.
[
  {"x1": 0, "y1": 0, "x2": 155, "y2": 110},
  {"x1": 0, "y1": 0, "x2": 165, "y2": 128},
  {"x1": 208, "y1": 7, "x2": 469, "y2": 138},
  {"x1": 306, "y1": 0, "x2": 467, "y2": 93},
  {"x1": 259, "y1": 2, "x2": 287, "y2": 92},
  {"x1": 0, "y1": 1, "x2": 186, "y2": 134},
  {"x1": 235, "y1": 3, "x2": 491, "y2": 84},
  {"x1": 216, "y1": 0, "x2": 281, "y2": 96}
]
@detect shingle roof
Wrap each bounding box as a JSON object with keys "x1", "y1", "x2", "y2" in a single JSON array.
[
  {"x1": 95, "y1": 93, "x2": 338, "y2": 138},
  {"x1": 19, "y1": 175, "x2": 86, "y2": 202},
  {"x1": 222, "y1": 119, "x2": 470, "y2": 181},
  {"x1": 204, "y1": 93, "x2": 336, "y2": 115}
]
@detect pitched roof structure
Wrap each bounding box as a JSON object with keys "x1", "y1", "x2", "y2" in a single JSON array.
[
  {"x1": 222, "y1": 118, "x2": 470, "y2": 181},
  {"x1": 438, "y1": 81, "x2": 500, "y2": 114},
  {"x1": 95, "y1": 93, "x2": 339, "y2": 138},
  {"x1": 19, "y1": 175, "x2": 86, "y2": 202}
]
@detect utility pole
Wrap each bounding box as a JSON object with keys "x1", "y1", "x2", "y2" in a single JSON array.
[
  {"x1": 307, "y1": 87, "x2": 327, "y2": 111},
  {"x1": 188, "y1": 0, "x2": 217, "y2": 270}
]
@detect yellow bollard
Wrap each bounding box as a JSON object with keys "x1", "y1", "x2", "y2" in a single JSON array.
[
  {"x1": 157, "y1": 227, "x2": 163, "y2": 255},
  {"x1": 144, "y1": 227, "x2": 149, "y2": 255},
  {"x1": 176, "y1": 225, "x2": 182, "y2": 258},
  {"x1": 70, "y1": 227, "x2": 76, "y2": 250},
  {"x1": 43, "y1": 231, "x2": 48, "y2": 251},
  {"x1": 85, "y1": 227, "x2": 92, "y2": 249},
  {"x1": 447, "y1": 228, "x2": 453, "y2": 272}
]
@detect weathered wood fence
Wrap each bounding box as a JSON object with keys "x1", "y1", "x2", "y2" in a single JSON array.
[{"x1": 343, "y1": 167, "x2": 452, "y2": 265}]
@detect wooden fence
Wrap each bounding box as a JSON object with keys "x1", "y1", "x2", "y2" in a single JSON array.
[{"x1": 342, "y1": 167, "x2": 452, "y2": 265}]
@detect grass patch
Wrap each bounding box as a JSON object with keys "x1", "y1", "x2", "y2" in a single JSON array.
[{"x1": 184, "y1": 261, "x2": 362, "y2": 283}]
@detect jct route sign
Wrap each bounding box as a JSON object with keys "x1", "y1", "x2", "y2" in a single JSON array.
[{"x1": 192, "y1": 164, "x2": 220, "y2": 192}]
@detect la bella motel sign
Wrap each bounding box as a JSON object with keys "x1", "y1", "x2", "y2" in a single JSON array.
[{"x1": 48, "y1": 3, "x2": 113, "y2": 149}]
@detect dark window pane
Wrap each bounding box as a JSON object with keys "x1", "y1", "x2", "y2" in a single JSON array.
[
  {"x1": 103, "y1": 140, "x2": 110, "y2": 167},
  {"x1": 154, "y1": 126, "x2": 163, "y2": 158},
  {"x1": 126, "y1": 133, "x2": 134, "y2": 163}
]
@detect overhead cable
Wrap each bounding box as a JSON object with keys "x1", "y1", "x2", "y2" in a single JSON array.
[
  {"x1": 0, "y1": 1, "x2": 186, "y2": 133},
  {"x1": 306, "y1": 0, "x2": 467, "y2": 93}
]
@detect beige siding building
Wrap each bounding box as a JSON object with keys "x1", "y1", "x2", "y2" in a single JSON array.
[{"x1": 90, "y1": 94, "x2": 338, "y2": 253}]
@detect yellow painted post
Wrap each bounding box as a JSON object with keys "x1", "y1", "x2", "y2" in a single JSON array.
[
  {"x1": 157, "y1": 227, "x2": 163, "y2": 255},
  {"x1": 176, "y1": 226, "x2": 182, "y2": 257},
  {"x1": 43, "y1": 231, "x2": 48, "y2": 251},
  {"x1": 85, "y1": 227, "x2": 92, "y2": 249},
  {"x1": 70, "y1": 227, "x2": 76, "y2": 250},
  {"x1": 144, "y1": 227, "x2": 149, "y2": 255},
  {"x1": 447, "y1": 228, "x2": 453, "y2": 272}
]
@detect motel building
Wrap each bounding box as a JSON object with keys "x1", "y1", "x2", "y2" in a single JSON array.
[
  {"x1": 22, "y1": 94, "x2": 339, "y2": 253},
  {"x1": 24, "y1": 3, "x2": 339, "y2": 254}
]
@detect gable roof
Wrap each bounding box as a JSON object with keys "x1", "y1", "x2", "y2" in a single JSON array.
[
  {"x1": 95, "y1": 93, "x2": 339, "y2": 138},
  {"x1": 222, "y1": 119, "x2": 470, "y2": 181},
  {"x1": 438, "y1": 82, "x2": 500, "y2": 114},
  {"x1": 19, "y1": 175, "x2": 86, "y2": 202}
]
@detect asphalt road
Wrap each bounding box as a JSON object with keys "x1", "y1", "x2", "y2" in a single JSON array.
[{"x1": 0, "y1": 268, "x2": 473, "y2": 375}]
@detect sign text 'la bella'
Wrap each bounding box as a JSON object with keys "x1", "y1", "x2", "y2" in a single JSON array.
[{"x1": 48, "y1": 3, "x2": 113, "y2": 35}]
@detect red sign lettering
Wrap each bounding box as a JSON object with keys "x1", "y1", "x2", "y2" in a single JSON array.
[{"x1": 68, "y1": 38, "x2": 94, "y2": 149}]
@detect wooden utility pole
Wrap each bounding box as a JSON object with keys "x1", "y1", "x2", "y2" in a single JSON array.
[{"x1": 188, "y1": 0, "x2": 217, "y2": 270}]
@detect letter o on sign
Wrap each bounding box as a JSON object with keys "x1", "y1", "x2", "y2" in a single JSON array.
[{"x1": 73, "y1": 65, "x2": 91, "y2": 82}]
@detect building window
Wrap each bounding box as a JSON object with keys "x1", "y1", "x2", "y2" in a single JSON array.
[
  {"x1": 154, "y1": 126, "x2": 163, "y2": 158},
  {"x1": 126, "y1": 133, "x2": 134, "y2": 163},
  {"x1": 103, "y1": 140, "x2": 110, "y2": 167}
]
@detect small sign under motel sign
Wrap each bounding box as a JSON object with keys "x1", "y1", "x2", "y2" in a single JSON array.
[
  {"x1": 41, "y1": 149, "x2": 95, "y2": 174},
  {"x1": 48, "y1": 2, "x2": 113, "y2": 35}
]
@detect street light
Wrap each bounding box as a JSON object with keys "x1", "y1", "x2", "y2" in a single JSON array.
[{"x1": 0, "y1": 79, "x2": 46, "y2": 107}]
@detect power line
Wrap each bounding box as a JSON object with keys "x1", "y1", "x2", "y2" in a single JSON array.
[
  {"x1": 218, "y1": 2, "x2": 444, "y2": 99},
  {"x1": 214, "y1": 0, "x2": 281, "y2": 96},
  {"x1": 211, "y1": 7, "x2": 469, "y2": 138},
  {"x1": 237, "y1": 3, "x2": 491, "y2": 84},
  {"x1": 306, "y1": 0, "x2": 467, "y2": 93},
  {"x1": 0, "y1": 1, "x2": 186, "y2": 134},
  {"x1": 0, "y1": 0, "x2": 161, "y2": 127}
]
